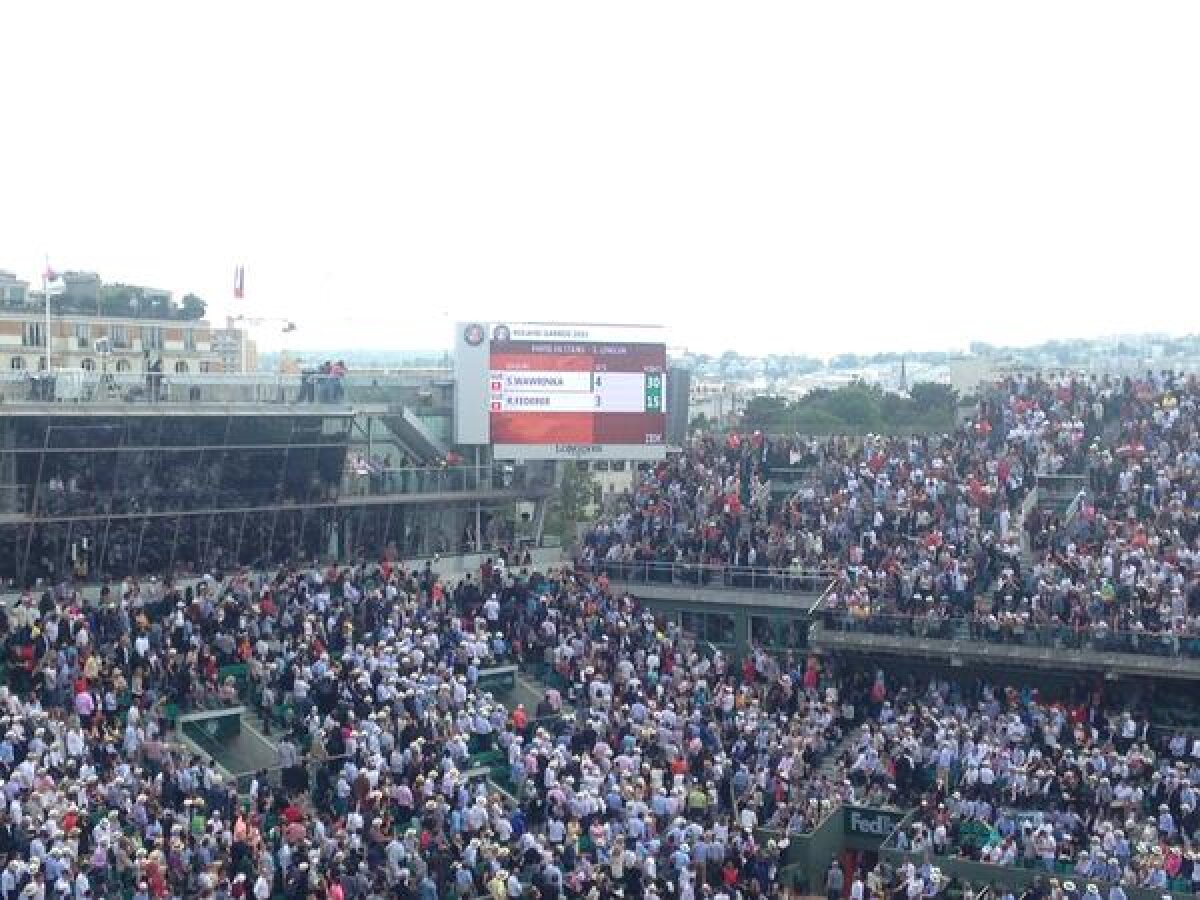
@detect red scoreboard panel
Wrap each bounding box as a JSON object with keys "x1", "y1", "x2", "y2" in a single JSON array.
[{"x1": 459, "y1": 323, "x2": 667, "y2": 461}]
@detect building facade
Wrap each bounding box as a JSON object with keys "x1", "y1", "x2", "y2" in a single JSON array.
[
  {"x1": 0, "y1": 271, "x2": 30, "y2": 307},
  {"x1": 0, "y1": 309, "x2": 245, "y2": 375}
]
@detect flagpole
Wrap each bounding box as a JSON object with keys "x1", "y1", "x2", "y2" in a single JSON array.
[
  {"x1": 234, "y1": 266, "x2": 246, "y2": 375},
  {"x1": 42, "y1": 264, "x2": 52, "y2": 374}
]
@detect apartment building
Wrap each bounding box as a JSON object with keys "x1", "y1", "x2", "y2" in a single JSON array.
[
  {"x1": 0, "y1": 268, "x2": 255, "y2": 374},
  {"x1": 0, "y1": 309, "x2": 238, "y2": 374}
]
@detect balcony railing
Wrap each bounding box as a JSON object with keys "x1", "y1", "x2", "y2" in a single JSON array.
[
  {"x1": 816, "y1": 609, "x2": 1200, "y2": 660},
  {"x1": 9, "y1": 464, "x2": 548, "y2": 520},
  {"x1": 341, "y1": 464, "x2": 552, "y2": 497},
  {"x1": 0, "y1": 371, "x2": 353, "y2": 406},
  {"x1": 573, "y1": 558, "x2": 836, "y2": 594}
]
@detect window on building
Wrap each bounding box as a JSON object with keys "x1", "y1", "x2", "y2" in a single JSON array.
[
  {"x1": 174, "y1": 361, "x2": 189, "y2": 374},
  {"x1": 75, "y1": 323, "x2": 90, "y2": 349},
  {"x1": 575, "y1": 461, "x2": 590, "y2": 472},
  {"x1": 143, "y1": 326, "x2": 162, "y2": 351},
  {"x1": 22, "y1": 322, "x2": 43, "y2": 347},
  {"x1": 593, "y1": 460, "x2": 610, "y2": 472},
  {"x1": 611, "y1": 460, "x2": 627, "y2": 471},
  {"x1": 115, "y1": 359, "x2": 132, "y2": 373},
  {"x1": 184, "y1": 329, "x2": 196, "y2": 351},
  {"x1": 110, "y1": 324, "x2": 130, "y2": 349},
  {"x1": 81, "y1": 358, "x2": 95, "y2": 371},
  {"x1": 10, "y1": 357, "x2": 24, "y2": 370},
  {"x1": 199, "y1": 361, "x2": 211, "y2": 373}
]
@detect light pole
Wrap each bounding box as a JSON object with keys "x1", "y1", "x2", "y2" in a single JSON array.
[{"x1": 41, "y1": 269, "x2": 53, "y2": 373}]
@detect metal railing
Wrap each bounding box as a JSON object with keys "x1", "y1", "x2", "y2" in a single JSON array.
[
  {"x1": 0, "y1": 371, "x2": 352, "y2": 406},
  {"x1": 11, "y1": 465, "x2": 542, "y2": 520},
  {"x1": 341, "y1": 464, "x2": 537, "y2": 496},
  {"x1": 767, "y1": 466, "x2": 816, "y2": 493},
  {"x1": 573, "y1": 558, "x2": 836, "y2": 594},
  {"x1": 816, "y1": 609, "x2": 1200, "y2": 660},
  {"x1": 1035, "y1": 472, "x2": 1087, "y2": 506},
  {"x1": 1062, "y1": 488, "x2": 1088, "y2": 533}
]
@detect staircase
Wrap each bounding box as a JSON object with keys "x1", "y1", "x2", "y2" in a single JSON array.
[
  {"x1": 378, "y1": 405, "x2": 447, "y2": 464},
  {"x1": 816, "y1": 724, "x2": 862, "y2": 781},
  {"x1": 464, "y1": 665, "x2": 576, "y2": 791}
]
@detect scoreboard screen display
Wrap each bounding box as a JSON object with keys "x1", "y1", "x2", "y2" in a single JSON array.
[{"x1": 455, "y1": 322, "x2": 668, "y2": 460}]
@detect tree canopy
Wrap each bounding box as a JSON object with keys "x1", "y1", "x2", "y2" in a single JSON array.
[
  {"x1": 742, "y1": 380, "x2": 958, "y2": 432},
  {"x1": 48, "y1": 285, "x2": 208, "y2": 321}
]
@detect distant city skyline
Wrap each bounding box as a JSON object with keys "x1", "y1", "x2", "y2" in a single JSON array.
[
  {"x1": 2, "y1": 3, "x2": 1197, "y2": 357},
  {"x1": 258, "y1": 330, "x2": 1200, "y2": 372}
]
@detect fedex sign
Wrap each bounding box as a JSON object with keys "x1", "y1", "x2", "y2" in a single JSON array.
[{"x1": 845, "y1": 807, "x2": 905, "y2": 846}]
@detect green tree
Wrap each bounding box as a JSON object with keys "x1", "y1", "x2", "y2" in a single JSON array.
[
  {"x1": 819, "y1": 381, "x2": 883, "y2": 427},
  {"x1": 147, "y1": 292, "x2": 171, "y2": 321},
  {"x1": 909, "y1": 381, "x2": 958, "y2": 414},
  {"x1": 181, "y1": 293, "x2": 207, "y2": 320},
  {"x1": 99, "y1": 285, "x2": 136, "y2": 317},
  {"x1": 546, "y1": 463, "x2": 598, "y2": 546},
  {"x1": 743, "y1": 396, "x2": 789, "y2": 426},
  {"x1": 879, "y1": 390, "x2": 916, "y2": 425}
]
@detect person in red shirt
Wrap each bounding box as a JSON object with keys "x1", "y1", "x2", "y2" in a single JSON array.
[
  {"x1": 281, "y1": 801, "x2": 305, "y2": 825},
  {"x1": 145, "y1": 857, "x2": 168, "y2": 898},
  {"x1": 723, "y1": 861, "x2": 740, "y2": 887}
]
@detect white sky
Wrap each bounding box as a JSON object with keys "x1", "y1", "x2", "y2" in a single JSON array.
[{"x1": 1, "y1": 2, "x2": 1197, "y2": 356}]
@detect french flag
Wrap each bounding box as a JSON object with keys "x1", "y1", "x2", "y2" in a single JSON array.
[{"x1": 233, "y1": 266, "x2": 245, "y2": 300}]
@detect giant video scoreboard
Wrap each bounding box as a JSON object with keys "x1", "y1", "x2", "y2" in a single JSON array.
[{"x1": 455, "y1": 322, "x2": 667, "y2": 460}]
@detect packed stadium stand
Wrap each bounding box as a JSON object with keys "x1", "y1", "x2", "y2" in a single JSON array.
[{"x1": 1, "y1": 371, "x2": 1197, "y2": 899}]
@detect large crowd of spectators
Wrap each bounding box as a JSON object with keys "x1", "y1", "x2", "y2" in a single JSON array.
[
  {"x1": 570, "y1": 371, "x2": 1200, "y2": 893},
  {"x1": 0, "y1": 370, "x2": 1197, "y2": 898},
  {"x1": 579, "y1": 372, "x2": 1199, "y2": 658},
  {"x1": 876, "y1": 670, "x2": 1200, "y2": 895},
  {"x1": 0, "y1": 546, "x2": 882, "y2": 899}
]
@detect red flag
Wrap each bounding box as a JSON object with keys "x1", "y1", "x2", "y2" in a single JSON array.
[{"x1": 233, "y1": 266, "x2": 244, "y2": 299}]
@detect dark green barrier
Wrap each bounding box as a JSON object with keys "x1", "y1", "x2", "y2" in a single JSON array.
[
  {"x1": 477, "y1": 665, "x2": 517, "y2": 692},
  {"x1": 756, "y1": 804, "x2": 846, "y2": 892},
  {"x1": 219, "y1": 663, "x2": 249, "y2": 695},
  {"x1": 880, "y1": 849, "x2": 1198, "y2": 900},
  {"x1": 180, "y1": 707, "x2": 245, "y2": 759},
  {"x1": 843, "y1": 805, "x2": 909, "y2": 850}
]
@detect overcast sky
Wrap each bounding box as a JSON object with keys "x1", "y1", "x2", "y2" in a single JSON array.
[{"x1": 1, "y1": 3, "x2": 1197, "y2": 357}]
